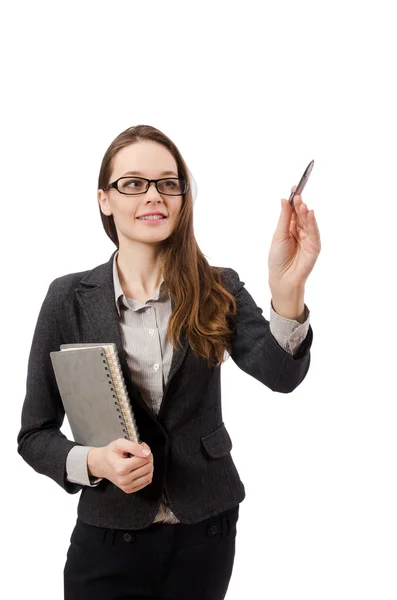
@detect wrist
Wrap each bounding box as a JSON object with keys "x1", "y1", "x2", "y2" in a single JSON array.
[
  {"x1": 270, "y1": 284, "x2": 306, "y2": 322},
  {"x1": 87, "y1": 447, "x2": 104, "y2": 479}
]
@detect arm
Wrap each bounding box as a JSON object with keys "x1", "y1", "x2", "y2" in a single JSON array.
[
  {"x1": 17, "y1": 280, "x2": 84, "y2": 494},
  {"x1": 66, "y1": 445, "x2": 103, "y2": 486},
  {"x1": 269, "y1": 300, "x2": 310, "y2": 356},
  {"x1": 226, "y1": 268, "x2": 313, "y2": 393}
]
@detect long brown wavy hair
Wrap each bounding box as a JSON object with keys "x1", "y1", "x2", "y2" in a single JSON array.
[{"x1": 97, "y1": 124, "x2": 237, "y2": 368}]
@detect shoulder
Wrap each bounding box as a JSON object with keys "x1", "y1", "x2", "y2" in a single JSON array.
[
  {"x1": 39, "y1": 270, "x2": 90, "y2": 317},
  {"x1": 211, "y1": 265, "x2": 242, "y2": 295},
  {"x1": 49, "y1": 269, "x2": 90, "y2": 291}
]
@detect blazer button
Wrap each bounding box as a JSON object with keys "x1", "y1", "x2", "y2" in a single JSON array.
[
  {"x1": 123, "y1": 533, "x2": 132, "y2": 543},
  {"x1": 209, "y1": 524, "x2": 219, "y2": 536}
]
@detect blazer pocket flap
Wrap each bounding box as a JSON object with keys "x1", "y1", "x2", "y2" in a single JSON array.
[{"x1": 201, "y1": 423, "x2": 232, "y2": 459}]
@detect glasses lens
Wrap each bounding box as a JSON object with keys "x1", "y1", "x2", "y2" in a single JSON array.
[
  {"x1": 118, "y1": 177, "x2": 148, "y2": 194},
  {"x1": 157, "y1": 178, "x2": 186, "y2": 195}
]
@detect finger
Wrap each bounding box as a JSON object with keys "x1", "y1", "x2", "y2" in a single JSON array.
[
  {"x1": 125, "y1": 455, "x2": 151, "y2": 470},
  {"x1": 114, "y1": 455, "x2": 149, "y2": 478},
  {"x1": 290, "y1": 209, "x2": 302, "y2": 243},
  {"x1": 129, "y1": 461, "x2": 153, "y2": 480},
  {"x1": 118, "y1": 460, "x2": 152, "y2": 483},
  {"x1": 275, "y1": 198, "x2": 294, "y2": 240},
  {"x1": 307, "y1": 210, "x2": 321, "y2": 245},
  {"x1": 119, "y1": 461, "x2": 152, "y2": 486},
  {"x1": 289, "y1": 184, "x2": 298, "y2": 206},
  {"x1": 129, "y1": 481, "x2": 151, "y2": 493},
  {"x1": 293, "y1": 193, "x2": 302, "y2": 208},
  {"x1": 290, "y1": 211, "x2": 296, "y2": 230},
  {"x1": 290, "y1": 201, "x2": 311, "y2": 244},
  {"x1": 293, "y1": 195, "x2": 307, "y2": 230},
  {"x1": 298, "y1": 200, "x2": 309, "y2": 231},
  {"x1": 127, "y1": 471, "x2": 153, "y2": 493},
  {"x1": 113, "y1": 439, "x2": 151, "y2": 458},
  {"x1": 139, "y1": 442, "x2": 152, "y2": 457},
  {"x1": 289, "y1": 217, "x2": 299, "y2": 244}
]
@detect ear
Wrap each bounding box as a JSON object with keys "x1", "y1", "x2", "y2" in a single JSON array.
[{"x1": 97, "y1": 189, "x2": 112, "y2": 216}]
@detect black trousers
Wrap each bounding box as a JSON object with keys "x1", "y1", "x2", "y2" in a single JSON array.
[{"x1": 64, "y1": 505, "x2": 239, "y2": 600}]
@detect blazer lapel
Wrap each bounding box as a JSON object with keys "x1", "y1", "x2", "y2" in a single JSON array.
[
  {"x1": 167, "y1": 298, "x2": 188, "y2": 383},
  {"x1": 74, "y1": 251, "x2": 189, "y2": 421}
]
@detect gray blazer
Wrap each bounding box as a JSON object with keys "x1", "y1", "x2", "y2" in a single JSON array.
[{"x1": 17, "y1": 251, "x2": 313, "y2": 530}]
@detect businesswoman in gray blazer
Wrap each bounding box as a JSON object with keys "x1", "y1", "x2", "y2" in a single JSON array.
[{"x1": 17, "y1": 124, "x2": 321, "y2": 600}]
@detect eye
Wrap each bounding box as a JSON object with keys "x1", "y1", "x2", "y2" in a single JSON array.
[
  {"x1": 163, "y1": 179, "x2": 177, "y2": 188},
  {"x1": 120, "y1": 178, "x2": 145, "y2": 190}
]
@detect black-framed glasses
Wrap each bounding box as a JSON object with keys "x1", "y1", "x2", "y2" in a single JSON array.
[{"x1": 103, "y1": 176, "x2": 189, "y2": 196}]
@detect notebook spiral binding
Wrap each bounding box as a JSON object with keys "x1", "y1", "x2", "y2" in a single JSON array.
[{"x1": 101, "y1": 345, "x2": 140, "y2": 444}]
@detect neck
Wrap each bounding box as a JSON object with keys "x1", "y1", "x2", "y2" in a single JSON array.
[{"x1": 116, "y1": 240, "x2": 164, "y2": 296}]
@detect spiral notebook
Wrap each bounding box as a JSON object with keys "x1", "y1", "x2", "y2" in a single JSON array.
[{"x1": 50, "y1": 343, "x2": 140, "y2": 447}]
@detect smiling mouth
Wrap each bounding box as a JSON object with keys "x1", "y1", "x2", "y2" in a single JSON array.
[{"x1": 136, "y1": 216, "x2": 168, "y2": 221}]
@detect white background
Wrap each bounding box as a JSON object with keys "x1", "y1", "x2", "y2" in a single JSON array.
[{"x1": 2, "y1": 1, "x2": 397, "y2": 598}]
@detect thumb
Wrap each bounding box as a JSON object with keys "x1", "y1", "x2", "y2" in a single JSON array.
[
  {"x1": 274, "y1": 197, "x2": 293, "y2": 241},
  {"x1": 113, "y1": 438, "x2": 151, "y2": 457},
  {"x1": 139, "y1": 441, "x2": 152, "y2": 457},
  {"x1": 274, "y1": 184, "x2": 297, "y2": 240}
]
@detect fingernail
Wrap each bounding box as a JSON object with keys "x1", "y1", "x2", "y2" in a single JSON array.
[{"x1": 141, "y1": 448, "x2": 151, "y2": 456}]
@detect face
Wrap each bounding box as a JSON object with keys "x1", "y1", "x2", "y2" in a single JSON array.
[{"x1": 97, "y1": 141, "x2": 183, "y2": 247}]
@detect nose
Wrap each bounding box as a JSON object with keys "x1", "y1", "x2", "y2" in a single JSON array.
[{"x1": 144, "y1": 181, "x2": 164, "y2": 203}]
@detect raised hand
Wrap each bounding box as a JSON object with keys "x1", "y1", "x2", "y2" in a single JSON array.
[{"x1": 268, "y1": 184, "x2": 321, "y2": 290}]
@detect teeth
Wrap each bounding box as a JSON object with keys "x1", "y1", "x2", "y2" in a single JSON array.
[{"x1": 138, "y1": 215, "x2": 165, "y2": 220}]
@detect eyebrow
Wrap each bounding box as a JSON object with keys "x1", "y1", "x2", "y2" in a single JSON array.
[{"x1": 122, "y1": 170, "x2": 178, "y2": 177}]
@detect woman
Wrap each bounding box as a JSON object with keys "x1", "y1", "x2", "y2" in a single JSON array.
[{"x1": 17, "y1": 124, "x2": 321, "y2": 599}]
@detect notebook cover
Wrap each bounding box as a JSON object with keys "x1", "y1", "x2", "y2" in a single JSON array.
[{"x1": 50, "y1": 346, "x2": 135, "y2": 447}]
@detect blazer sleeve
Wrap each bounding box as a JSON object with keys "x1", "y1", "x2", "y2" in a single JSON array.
[
  {"x1": 225, "y1": 268, "x2": 314, "y2": 393},
  {"x1": 17, "y1": 279, "x2": 84, "y2": 494}
]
